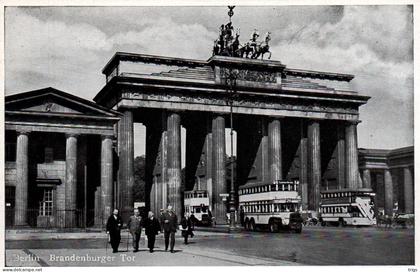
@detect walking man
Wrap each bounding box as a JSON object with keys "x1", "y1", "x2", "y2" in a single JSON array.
[
  {"x1": 161, "y1": 205, "x2": 178, "y2": 253},
  {"x1": 127, "y1": 209, "x2": 142, "y2": 252},
  {"x1": 144, "y1": 211, "x2": 161, "y2": 253},
  {"x1": 180, "y1": 213, "x2": 193, "y2": 245},
  {"x1": 106, "y1": 208, "x2": 123, "y2": 253}
]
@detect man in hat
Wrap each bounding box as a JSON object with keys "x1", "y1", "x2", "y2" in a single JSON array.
[
  {"x1": 144, "y1": 211, "x2": 161, "y2": 253},
  {"x1": 127, "y1": 208, "x2": 142, "y2": 252},
  {"x1": 161, "y1": 205, "x2": 178, "y2": 253},
  {"x1": 106, "y1": 208, "x2": 123, "y2": 253}
]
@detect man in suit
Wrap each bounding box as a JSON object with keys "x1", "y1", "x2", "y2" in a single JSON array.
[
  {"x1": 106, "y1": 209, "x2": 123, "y2": 253},
  {"x1": 160, "y1": 205, "x2": 178, "y2": 253},
  {"x1": 144, "y1": 211, "x2": 161, "y2": 253},
  {"x1": 127, "y1": 209, "x2": 142, "y2": 252}
]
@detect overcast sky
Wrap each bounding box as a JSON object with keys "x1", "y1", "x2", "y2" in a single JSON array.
[{"x1": 5, "y1": 5, "x2": 413, "y2": 156}]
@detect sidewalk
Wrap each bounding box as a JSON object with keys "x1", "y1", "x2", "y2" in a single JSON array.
[
  {"x1": 5, "y1": 225, "x2": 238, "y2": 241},
  {"x1": 6, "y1": 244, "x2": 300, "y2": 266},
  {"x1": 5, "y1": 229, "x2": 232, "y2": 241}
]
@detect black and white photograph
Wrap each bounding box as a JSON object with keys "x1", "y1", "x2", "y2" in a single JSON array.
[{"x1": 2, "y1": 1, "x2": 416, "y2": 269}]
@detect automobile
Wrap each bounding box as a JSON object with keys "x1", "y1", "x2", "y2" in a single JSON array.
[
  {"x1": 393, "y1": 213, "x2": 414, "y2": 228},
  {"x1": 301, "y1": 210, "x2": 318, "y2": 226},
  {"x1": 199, "y1": 213, "x2": 213, "y2": 226}
]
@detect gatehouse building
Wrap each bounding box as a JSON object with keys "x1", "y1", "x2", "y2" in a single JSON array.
[
  {"x1": 4, "y1": 53, "x2": 414, "y2": 228},
  {"x1": 4, "y1": 9, "x2": 414, "y2": 227}
]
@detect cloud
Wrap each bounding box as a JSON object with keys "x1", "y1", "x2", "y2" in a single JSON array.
[
  {"x1": 269, "y1": 5, "x2": 413, "y2": 149},
  {"x1": 5, "y1": 8, "x2": 112, "y2": 99},
  {"x1": 5, "y1": 6, "x2": 414, "y2": 151},
  {"x1": 109, "y1": 17, "x2": 216, "y2": 60},
  {"x1": 5, "y1": 9, "x2": 217, "y2": 99}
]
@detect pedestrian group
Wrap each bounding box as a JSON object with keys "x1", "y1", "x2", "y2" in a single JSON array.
[{"x1": 106, "y1": 205, "x2": 195, "y2": 254}]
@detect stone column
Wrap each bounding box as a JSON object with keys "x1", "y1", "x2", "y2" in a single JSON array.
[
  {"x1": 337, "y1": 125, "x2": 346, "y2": 189},
  {"x1": 362, "y1": 169, "x2": 372, "y2": 189},
  {"x1": 167, "y1": 112, "x2": 182, "y2": 219},
  {"x1": 15, "y1": 130, "x2": 29, "y2": 226},
  {"x1": 100, "y1": 135, "x2": 113, "y2": 226},
  {"x1": 65, "y1": 133, "x2": 78, "y2": 228},
  {"x1": 161, "y1": 129, "x2": 168, "y2": 210},
  {"x1": 118, "y1": 110, "x2": 134, "y2": 221},
  {"x1": 212, "y1": 115, "x2": 226, "y2": 223},
  {"x1": 299, "y1": 120, "x2": 308, "y2": 210},
  {"x1": 345, "y1": 121, "x2": 359, "y2": 189},
  {"x1": 268, "y1": 118, "x2": 283, "y2": 182},
  {"x1": 94, "y1": 186, "x2": 102, "y2": 227},
  {"x1": 146, "y1": 113, "x2": 168, "y2": 214},
  {"x1": 205, "y1": 118, "x2": 213, "y2": 211},
  {"x1": 308, "y1": 121, "x2": 321, "y2": 212},
  {"x1": 150, "y1": 177, "x2": 156, "y2": 214},
  {"x1": 384, "y1": 169, "x2": 393, "y2": 216},
  {"x1": 261, "y1": 120, "x2": 269, "y2": 183},
  {"x1": 403, "y1": 167, "x2": 414, "y2": 214}
]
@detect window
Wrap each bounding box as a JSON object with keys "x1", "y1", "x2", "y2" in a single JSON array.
[
  {"x1": 44, "y1": 147, "x2": 54, "y2": 163},
  {"x1": 39, "y1": 188, "x2": 53, "y2": 216},
  {"x1": 5, "y1": 142, "x2": 16, "y2": 162}
]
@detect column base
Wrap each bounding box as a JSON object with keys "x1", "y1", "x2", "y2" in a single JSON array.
[
  {"x1": 12, "y1": 223, "x2": 30, "y2": 228},
  {"x1": 228, "y1": 225, "x2": 241, "y2": 233}
]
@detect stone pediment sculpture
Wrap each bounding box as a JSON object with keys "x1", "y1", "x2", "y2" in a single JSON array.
[
  {"x1": 212, "y1": 6, "x2": 272, "y2": 60},
  {"x1": 5, "y1": 87, "x2": 119, "y2": 117}
]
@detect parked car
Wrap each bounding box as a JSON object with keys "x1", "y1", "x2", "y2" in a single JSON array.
[
  {"x1": 301, "y1": 210, "x2": 318, "y2": 226},
  {"x1": 393, "y1": 213, "x2": 414, "y2": 228}
]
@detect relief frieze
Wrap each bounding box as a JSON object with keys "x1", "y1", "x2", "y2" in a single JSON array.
[
  {"x1": 121, "y1": 89, "x2": 358, "y2": 115},
  {"x1": 220, "y1": 67, "x2": 277, "y2": 83}
]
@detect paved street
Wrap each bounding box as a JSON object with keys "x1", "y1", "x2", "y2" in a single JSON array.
[{"x1": 5, "y1": 226, "x2": 414, "y2": 266}]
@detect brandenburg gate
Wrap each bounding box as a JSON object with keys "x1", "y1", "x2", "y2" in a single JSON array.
[{"x1": 94, "y1": 51, "x2": 369, "y2": 221}]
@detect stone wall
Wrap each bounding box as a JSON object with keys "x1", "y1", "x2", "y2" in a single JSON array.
[{"x1": 5, "y1": 162, "x2": 17, "y2": 186}]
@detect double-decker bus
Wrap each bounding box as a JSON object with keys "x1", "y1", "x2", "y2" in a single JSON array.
[
  {"x1": 238, "y1": 180, "x2": 303, "y2": 233},
  {"x1": 319, "y1": 188, "x2": 376, "y2": 226},
  {"x1": 184, "y1": 190, "x2": 212, "y2": 226}
]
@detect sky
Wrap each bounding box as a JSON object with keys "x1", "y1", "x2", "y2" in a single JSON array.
[{"x1": 4, "y1": 5, "x2": 414, "y2": 157}]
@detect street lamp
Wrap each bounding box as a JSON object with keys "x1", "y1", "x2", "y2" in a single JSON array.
[{"x1": 225, "y1": 68, "x2": 239, "y2": 232}]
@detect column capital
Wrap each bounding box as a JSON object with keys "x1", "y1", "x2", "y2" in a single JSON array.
[
  {"x1": 16, "y1": 129, "x2": 30, "y2": 135},
  {"x1": 307, "y1": 119, "x2": 321, "y2": 125},
  {"x1": 268, "y1": 116, "x2": 285, "y2": 121},
  {"x1": 346, "y1": 120, "x2": 361, "y2": 126},
  {"x1": 101, "y1": 135, "x2": 114, "y2": 140},
  {"x1": 65, "y1": 133, "x2": 80, "y2": 139},
  {"x1": 212, "y1": 113, "x2": 226, "y2": 119}
]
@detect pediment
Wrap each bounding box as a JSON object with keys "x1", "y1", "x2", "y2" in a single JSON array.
[
  {"x1": 18, "y1": 100, "x2": 83, "y2": 114},
  {"x1": 6, "y1": 87, "x2": 119, "y2": 117}
]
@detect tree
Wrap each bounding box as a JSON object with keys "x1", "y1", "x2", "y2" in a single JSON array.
[{"x1": 133, "y1": 155, "x2": 146, "y2": 202}]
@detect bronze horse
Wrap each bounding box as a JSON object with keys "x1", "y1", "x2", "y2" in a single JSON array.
[
  {"x1": 236, "y1": 42, "x2": 254, "y2": 58},
  {"x1": 251, "y1": 32, "x2": 272, "y2": 60}
]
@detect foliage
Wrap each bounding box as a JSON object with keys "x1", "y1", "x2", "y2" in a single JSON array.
[{"x1": 133, "y1": 155, "x2": 146, "y2": 202}]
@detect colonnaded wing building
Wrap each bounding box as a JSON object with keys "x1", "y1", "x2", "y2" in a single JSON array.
[{"x1": 4, "y1": 18, "x2": 414, "y2": 228}]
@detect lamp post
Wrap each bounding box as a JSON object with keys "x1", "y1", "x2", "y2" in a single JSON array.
[{"x1": 225, "y1": 68, "x2": 239, "y2": 232}]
